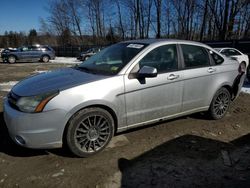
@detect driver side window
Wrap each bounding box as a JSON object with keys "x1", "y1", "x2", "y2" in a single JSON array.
[{"x1": 139, "y1": 44, "x2": 178, "y2": 74}]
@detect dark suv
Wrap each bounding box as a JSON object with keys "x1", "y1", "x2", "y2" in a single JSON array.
[
  {"x1": 1, "y1": 45, "x2": 55, "y2": 63},
  {"x1": 77, "y1": 47, "x2": 103, "y2": 61}
]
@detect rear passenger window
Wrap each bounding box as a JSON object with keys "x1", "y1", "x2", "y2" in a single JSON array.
[
  {"x1": 181, "y1": 44, "x2": 210, "y2": 68},
  {"x1": 31, "y1": 47, "x2": 39, "y2": 51},
  {"x1": 139, "y1": 44, "x2": 178, "y2": 73}
]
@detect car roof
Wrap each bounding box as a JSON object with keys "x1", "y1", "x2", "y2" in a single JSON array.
[{"x1": 122, "y1": 38, "x2": 212, "y2": 49}]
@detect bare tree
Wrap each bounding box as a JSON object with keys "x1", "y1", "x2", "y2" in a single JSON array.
[
  {"x1": 199, "y1": 0, "x2": 209, "y2": 41},
  {"x1": 114, "y1": 0, "x2": 125, "y2": 39},
  {"x1": 154, "y1": 0, "x2": 162, "y2": 38}
]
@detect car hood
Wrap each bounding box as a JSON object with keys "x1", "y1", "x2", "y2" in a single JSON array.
[
  {"x1": 2, "y1": 49, "x2": 18, "y2": 53},
  {"x1": 12, "y1": 68, "x2": 110, "y2": 96}
]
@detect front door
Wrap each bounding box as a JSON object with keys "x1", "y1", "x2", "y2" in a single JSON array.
[{"x1": 124, "y1": 44, "x2": 184, "y2": 128}]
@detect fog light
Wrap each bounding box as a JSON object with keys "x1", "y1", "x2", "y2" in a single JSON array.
[{"x1": 15, "y1": 135, "x2": 26, "y2": 145}]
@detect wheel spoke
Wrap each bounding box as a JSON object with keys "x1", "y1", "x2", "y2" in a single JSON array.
[
  {"x1": 87, "y1": 141, "x2": 91, "y2": 151},
  {"x1": 88, "y1": 117, "x2": 92, "y2": 127},
  {"x1": 217, "y1": 109, "x2": 222, "y2": 115},
  {"x1": 80, "y1": 122, "x2": 89, "y2": 130},
  {"x1": 76, "y1": 134, "x2": 86, "y2": 138},
  {"x1": 100, "y1": 132, "x2": 109, "y2": 136},
  {"x1": 76, "y1": 128, "x2": 87, "y2": 133},
  {"x1": 100, "y1": 126, "x2": 109, "y2": 131},
  {"x1": 79, "y1": 137, "x2": 88, "y2": 144},
  {"x1": 214, "y1": 100, "x2": 220, "y2": 105},
  {"x1": 99, "y1": 136, "x2": 106, "y2": 141},
  {"x1": 93, "y1": 116, "x2": 96, "y2": 127},
  {"x1": 93, "y1": 141, "x2": 97, "y2": 151},
  {"x1": 82, "y1": 140, "x2": 89, "y2": 149},
  {"x1": 214, "y1": 103, "x2": 220, "y2": 107},
  {"x1": 96, "y1": 116, "x2": 103, "y2": 127},
  {"x1": 99, "y1": 121, "x2": 107, "y2": 128},
  {"x1": 214, "y1": 106, "x2": 220, "y2": 113},
  {"x1": 96, "y1": 139, "x2": 101, "y2": 147}
]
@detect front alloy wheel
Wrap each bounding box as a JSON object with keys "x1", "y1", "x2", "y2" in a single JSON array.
[
  {"x1": 208, "y1": 88, "x2": 231, "y2": 120},
  {"x1": 66, "y1": 108, "x2": 114, "y2": 157},
  {"x1": 8, "y1": 56, "x2": 16, "y2": 64}
]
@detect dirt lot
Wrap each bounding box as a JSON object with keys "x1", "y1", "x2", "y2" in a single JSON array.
[{"x1": 0, "y1": 62, "x2": 250, "y2": 188}]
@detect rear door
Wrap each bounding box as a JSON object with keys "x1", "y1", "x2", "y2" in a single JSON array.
[
  {"x1": 124, "y1": 44, "x2": 184, "y2": 127},
  {"x1": 18, "y1": 47, "x2": 30, "y2": 60},
  {"x1": 30, "y1": 46, "x2": 42, "y2": 60},
  {"x1": 179, "y1": 44, "x2": 217, "y2": 112}
]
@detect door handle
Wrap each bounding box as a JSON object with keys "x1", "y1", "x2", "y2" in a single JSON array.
[
  {"x1": 207, "y1": 68, "x2": 216, "y2": 73},
  {"x1": 167, "y1": 74, "x2": 179, "y2": 80}
]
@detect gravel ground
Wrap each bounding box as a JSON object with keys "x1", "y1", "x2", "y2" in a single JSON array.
[{"x1": 0, "y1": 62, "x2": 250, "y2": 188}]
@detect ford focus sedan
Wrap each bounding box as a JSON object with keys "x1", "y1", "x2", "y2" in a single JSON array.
[{"x1": 3, "y1": 39, "x2": 245, "y2": 157}]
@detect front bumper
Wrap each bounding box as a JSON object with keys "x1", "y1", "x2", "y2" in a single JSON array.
[
  {"x1": 3, "y1": 98, "x2": 68, "y2": 149},
  {"x1": 1, "y1": 54, "x2": 8, "y2": 62}
]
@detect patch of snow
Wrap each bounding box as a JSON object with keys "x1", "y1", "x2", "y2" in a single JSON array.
[
  {"x1": 0, "y1": 81, "x2": 18, "y2": 92},
  {"x1": 50, "y1": 57, "x2": 80, "y2": 64},
  {"x1": 241, "y1": 87, "x2": 250, "y2": 94},
  {"x1": 32, "y1": 70, "x2": 49, "y2": 74}
]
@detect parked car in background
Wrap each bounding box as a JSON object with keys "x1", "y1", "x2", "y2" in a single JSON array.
[
  {"x1": 1, "y1": 44, "x2": 55, "y2": 63},
  {"x1": 77, "y1": 47, "x2": 103, "y2": 61},
  {"x1": 215, "y1": 47, "x2": 249, "y2": 78},
  {"x1": 0, "y1": 48, "x2": 4, "y2": 58},
  {"x1": 4, "y1": 39, "x2": 245, "y2": 157}
]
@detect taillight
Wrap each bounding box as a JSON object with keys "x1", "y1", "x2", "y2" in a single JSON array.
[{"x1": 238, "y1": 62, "x2": 246, "y2": 74}]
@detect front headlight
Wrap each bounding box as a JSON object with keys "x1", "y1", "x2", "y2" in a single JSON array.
[{"x1": 16, "y1": 91, "x2": 59, "y2": 113}]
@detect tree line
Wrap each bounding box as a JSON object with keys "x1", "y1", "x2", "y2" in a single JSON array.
[{"x1": 1, "y1": 0, "x2": 250, "y2": 48}]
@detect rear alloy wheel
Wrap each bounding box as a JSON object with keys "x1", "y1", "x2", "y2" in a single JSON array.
[
  {"x1": 66, "y1": 108, "x2": 114, "y2": 157},
  {"x1": 42, "y1": 55, "x2": 50, "y2": 63},
  {"x1": 8, "y1": 55, "x2": 16, "y2": 64},
  {"x1": 208, "y1": 88, "x2": 231, "y2": 120}
]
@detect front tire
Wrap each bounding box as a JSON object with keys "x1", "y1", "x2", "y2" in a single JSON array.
[
  {"x1": 66, "y1": 108, "x2": 114, "y2": 157},
  {"x1": 208, "y1": 88, "x2": 231, "y2": 120},
  {"x1": 84, "y1": 56, "x2": 90, "y2": 61},
  {"x1": 8, "y1": 55, "x2": 16, "y2": 64}
]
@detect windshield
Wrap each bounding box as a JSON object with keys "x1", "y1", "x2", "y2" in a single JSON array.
[{"x1": 78, "y1": 42, "x2": 148, "y2": 75}]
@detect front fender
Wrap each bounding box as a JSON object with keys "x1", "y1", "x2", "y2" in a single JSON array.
[{"x1": 66, "y1": 99, "x2": 119, "y2": 121}]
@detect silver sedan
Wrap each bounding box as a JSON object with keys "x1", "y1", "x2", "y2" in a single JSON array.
[{"x1": 3, "y1": 39, "x2": 245, "y2": 157}]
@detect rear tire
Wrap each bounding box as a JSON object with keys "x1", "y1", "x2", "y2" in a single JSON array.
[
  {"x1": 208, "y1": 88, "x2": 231, "y2": 120},
  {"x1": 41, "y1": 55, "x2": 50, "y2": 63},
  {"x1": 66, "y1": 107, "x2": 114, "y2": 157},
  {"x1": 8, "y1": 55, "x2": 16, "y2": 64}
]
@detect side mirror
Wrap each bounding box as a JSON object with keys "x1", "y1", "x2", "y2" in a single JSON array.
[{"x1": 137, "y1": 66, "x2": 157, "y2": 78}]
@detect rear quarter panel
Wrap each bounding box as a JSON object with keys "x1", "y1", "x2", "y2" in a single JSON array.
[{"x1": 208, "y1": 59, "x2": 239, "y2": 104}]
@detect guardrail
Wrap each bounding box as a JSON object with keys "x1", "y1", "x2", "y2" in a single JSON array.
[{"x1": 52, "y1": 40, "x2": 250, "y2": 57}]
